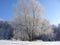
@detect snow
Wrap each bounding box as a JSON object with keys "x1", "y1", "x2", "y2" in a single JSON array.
[{"x1": 0, "y1": 40, "x2": 60, "y2": 45}]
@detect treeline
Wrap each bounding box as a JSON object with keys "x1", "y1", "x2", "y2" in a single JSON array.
[
  {"x1": 52, "y1": 24, "x2": 60, "y2": 41},
  {"x1": 0, "y1": 19, "x2": 60, "y2": 41},
  {"x1": 0, "y1": 20, "x2": 13, "y2": 40}
]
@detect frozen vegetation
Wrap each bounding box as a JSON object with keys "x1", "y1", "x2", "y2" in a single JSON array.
[{"x1": 0, "y1": 0, "x2": 60, "y2": 41}]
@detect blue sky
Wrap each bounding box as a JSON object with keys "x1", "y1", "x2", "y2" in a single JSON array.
[
  {"x1": 0, "y1": 0, "x2": 17, "y2": 21},
  {"x1": 40, "y1": 0, "x2": 60, "y2": 25},
  {"x1": 0, "y1": 0, "x2": 60, "y2": 25}
]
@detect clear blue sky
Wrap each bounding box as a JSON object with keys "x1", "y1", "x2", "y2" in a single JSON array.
[
  {"x1": 0, "y1": 0, "x2": 60, "y2": 25},
  {"x1": 0, "y1": 0, "x2": 17, "y2": 21},
  {"x1": 40, "y1": 0, "x2": 60, "y2": 25}
]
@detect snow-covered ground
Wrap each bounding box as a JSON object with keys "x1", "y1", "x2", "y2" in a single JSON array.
[{"x1": 0, "y1": 40, "x2": 60, "y2": 45}]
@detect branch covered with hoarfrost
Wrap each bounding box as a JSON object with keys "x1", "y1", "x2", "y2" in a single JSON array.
[{"x1": 9, "y1": 0, "x2": 55, "y2": 41}]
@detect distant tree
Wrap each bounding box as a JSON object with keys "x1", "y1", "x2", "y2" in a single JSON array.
[
  {"x1": 52, "y1": 24, "x2": 60, "y2": 41},
  {"x1": 0, "y1": 20, "x2": 13, "y2": 40}
]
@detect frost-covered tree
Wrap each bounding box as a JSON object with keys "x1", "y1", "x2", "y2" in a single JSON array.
[
  {"x1": 52, "y1": 24, "x2": 60, "y2": 41},
  {"x1": 9, "y1": 0, "x2": 54, "y2": 41},
  {"x1": 0, "y1": 20, "x2": 13, "y2": 40},
  {"x1": 37, "y1": 19, "x2": 55, "y2": 41}
]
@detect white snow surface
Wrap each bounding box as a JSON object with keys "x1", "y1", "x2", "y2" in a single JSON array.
[{"x1": 0, "y1": 40, "x2": 60, "y2": 45}]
